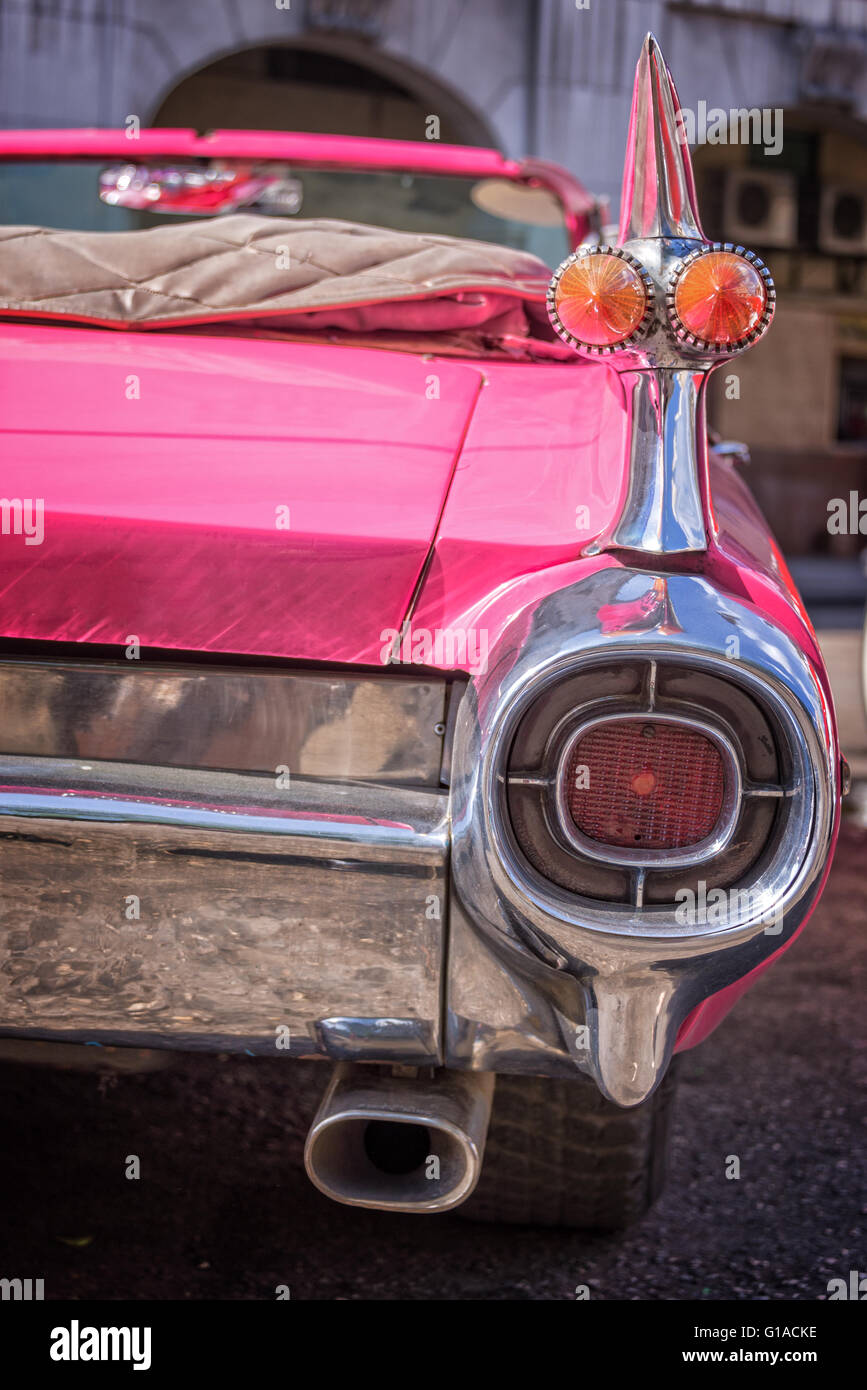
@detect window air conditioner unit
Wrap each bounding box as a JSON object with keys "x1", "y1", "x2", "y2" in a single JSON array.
[
  {"x1": 722, "y1": 168, "x2": 797, "y2": 248},
  {"x1": 819, "y1": 185, "x2": 867, "y2": 255}
]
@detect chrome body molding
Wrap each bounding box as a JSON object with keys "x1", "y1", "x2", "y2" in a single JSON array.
[
  {"x1": 584, "y1": 367, "x2": 709, "y2": 555},
  {"x1": 0, "y1": 749, "x2": 448, "y2": 1063},
  {"x1": 445, "y1": 567, "x2": 837, "y2": 1105}
]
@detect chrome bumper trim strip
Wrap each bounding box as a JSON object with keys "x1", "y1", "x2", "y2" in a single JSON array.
[{"x1": 0, "y1": 755, "x2": 447, "y2": 853}]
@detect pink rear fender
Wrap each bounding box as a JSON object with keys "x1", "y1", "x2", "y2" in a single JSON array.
[{"x1": 405, "y1": 361, "x2": 840, "y2": 1063}]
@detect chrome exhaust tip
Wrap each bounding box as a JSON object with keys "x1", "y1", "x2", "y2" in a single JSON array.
[{"x1": 304, "y1": 1063, "x2": 494, "y2": 1213}]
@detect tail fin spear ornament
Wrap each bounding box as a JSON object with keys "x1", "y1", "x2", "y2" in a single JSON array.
[
  {"x1": 617, "y1": 29, "x2": 704, "y2": 244},
  {"x1": 547, "y1": 33, "x2": 775, "y2": 557}
]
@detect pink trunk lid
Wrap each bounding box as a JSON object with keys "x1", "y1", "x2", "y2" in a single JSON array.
[{"x1": 0, "y1": 323, "x2": 483, "y2": 663}]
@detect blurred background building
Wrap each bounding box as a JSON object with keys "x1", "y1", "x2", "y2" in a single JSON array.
[{"x1": 2, "y1": 0, "x2": 867, "y2": 617}]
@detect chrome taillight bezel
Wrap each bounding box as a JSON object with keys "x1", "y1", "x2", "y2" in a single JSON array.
[{"x1": 491, "y1": 644, "x2": 817, "y2": 935}]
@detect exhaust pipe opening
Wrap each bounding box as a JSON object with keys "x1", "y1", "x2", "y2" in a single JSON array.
[
  {"x1": 363, "y1": 1120, "x2": 431, "y2": 1175},
  {"x1": 304, "y1": 1064, "x2": 494, "y2": 1213}
]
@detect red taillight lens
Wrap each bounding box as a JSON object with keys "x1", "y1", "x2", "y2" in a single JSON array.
[
  {"x1": 551, "y1": 251, "x2": 649, "y2": 348},
  {"x1": 671, "y1": 250, "x2": 767, "y2": 348},
  {"x1": 565, "y1": 720, "x2": 725, "y2": 850}
]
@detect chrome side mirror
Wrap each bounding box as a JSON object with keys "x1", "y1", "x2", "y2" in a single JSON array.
[{"x1": 712, "y1": 440, "x2": 752, "y2": 467}]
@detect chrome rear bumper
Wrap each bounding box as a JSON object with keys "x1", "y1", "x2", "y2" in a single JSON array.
[{"x1": 0, "y1": 661, "x2": 450, "y2": 1062}]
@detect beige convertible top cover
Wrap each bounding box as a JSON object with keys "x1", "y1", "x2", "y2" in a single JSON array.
[{"x1": 0, "y1": 214, "x2": 571, "y2": 356}]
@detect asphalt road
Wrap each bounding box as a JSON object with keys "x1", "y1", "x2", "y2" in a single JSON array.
[{"x1": 0, "y1": 819, "x2": 864, "y2": 1302}]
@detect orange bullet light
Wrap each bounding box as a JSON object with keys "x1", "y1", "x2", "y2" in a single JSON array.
[
  {"x1": 670, "y1": 249, "x2": 770, "y2": 349},
  {"x1": 549, "y1": 250, "x2": 651, "y2": 352}
]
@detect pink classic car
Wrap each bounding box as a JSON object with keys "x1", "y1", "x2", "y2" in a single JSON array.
[{"x1": 0, "y1": 36, "x2": 842, "y2": 1227}]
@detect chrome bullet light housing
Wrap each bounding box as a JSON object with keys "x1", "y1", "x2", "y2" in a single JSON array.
[{"x1": 545, "y1": 33, "x2": 777, "y2": 558}]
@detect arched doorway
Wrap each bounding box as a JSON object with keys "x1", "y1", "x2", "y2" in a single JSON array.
[{"x1": 150, "y1": 40, "x2": 497, "y2": 148}]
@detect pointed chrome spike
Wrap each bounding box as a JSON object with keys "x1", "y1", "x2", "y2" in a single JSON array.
[
  {"x1": 586, "y1": 972, "x2": 677, "y2": 1107},
  {"x1": 618, "y1": 31, "x2": 705, "y2": 243}
]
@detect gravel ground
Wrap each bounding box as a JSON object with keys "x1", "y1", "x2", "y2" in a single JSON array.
[{"x1": 0, "y1": 819, "x2": 865, "y2": 1302}]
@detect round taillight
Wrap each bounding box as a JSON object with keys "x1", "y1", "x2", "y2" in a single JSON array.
[
  {"x1": 548, "y1": 248, "x2": 651, "y2": 353},
  {"x1": 564, "y1": 719, "x2": 725, "y2": 851},
  {"x1": 668, "y1": 248, "x2": 773, "y2": 350}
]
